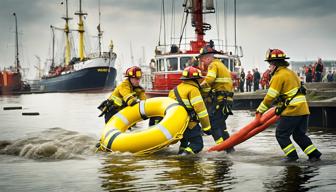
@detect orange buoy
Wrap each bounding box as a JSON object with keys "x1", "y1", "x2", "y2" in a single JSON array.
[{"x1": 208, "y1": 107, "x2": 278, "y2": 152}]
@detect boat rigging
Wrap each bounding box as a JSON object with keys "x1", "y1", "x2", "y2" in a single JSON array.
[{"x1": 144, "y1": 0, "x2": 243, "y2": 97}]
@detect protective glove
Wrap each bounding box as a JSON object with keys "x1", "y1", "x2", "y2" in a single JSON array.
[
  {"x1": 98, "y1": 100, "x2": 113, "y2": 117},
  {"x1": 97, "y1": 100, "x2": 109, "y2": 111}
]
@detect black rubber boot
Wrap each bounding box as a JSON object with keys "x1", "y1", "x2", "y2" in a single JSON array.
[
  {"x1": 281, "y1": 156, "x2": 299, "y2": 163},
  {"x1": 308, "y1": 150, "x2": 322, "y2": 162}
]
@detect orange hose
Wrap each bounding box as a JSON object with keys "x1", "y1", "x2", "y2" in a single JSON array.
[
  {"x1": 208, "y1": 107, "x2": 278, "y2": 152},
  {"x1": 237, "y1": 115, "x2": 280, "y2": 145}
]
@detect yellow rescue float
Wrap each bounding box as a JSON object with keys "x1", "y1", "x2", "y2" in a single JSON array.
[{"x1": 97, "y1": 97, "x2": 189, "y2": 155}]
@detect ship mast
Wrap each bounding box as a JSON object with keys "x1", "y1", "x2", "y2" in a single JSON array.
[
  {"x1": 75, "y1": 0, "x2": 87, "y2": 61},
  {"x1": 97, "y1": 0, "x2": 102, "y2": 57},
  {"x1": 50, "y1": 25, "x2": 55, "y2": 68},
  {"x1": 13, "y1": 13, "x2": 20, "y2": 72},
  {"x1": 62, "y1": 0, "x2": 72, "y2": 65},
  {"x1": 193, "y1": 0, "x2": 205, "y2": 43},
  {"x1": 187, "y1": 0, "x2": 214, "y2": 53}
]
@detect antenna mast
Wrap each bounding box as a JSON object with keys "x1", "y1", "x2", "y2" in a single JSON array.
[
  {"x1": 13, "y1": 13, "x2": 20, "y2": 72},
  {"x1": 188, "y1": 0, "x2": 214, "y2": 53},
  {"x1": 50, "y1": 25, "x2": 55, "y2": 68},
  {"x1": 97, "y1": 0, "x2": 102, "y2": 57}
]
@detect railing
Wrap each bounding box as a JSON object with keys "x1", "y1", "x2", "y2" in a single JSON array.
[{"x1": 155, "y1": 37, "x2": 243, "y2": 57}]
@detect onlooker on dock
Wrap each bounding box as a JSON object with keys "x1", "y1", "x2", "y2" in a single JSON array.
[
  {"x1": 239, "y1": 68, "x2": 245, "y2": 92},
  {"x1": 327, "y1": 71, "x2": 334, "y2": 82},
  {"x1": 260, "y1": 69, "x2": 271, "y2": 89},
  {"x1": 246, "y1": 71, "x2": 253, "y2": 92},
  {"x1": 256, "y1": 49, "x2": 322, "y2": 162},
  {"x1": 253, "y1": 68, "x2": 261, "y2": 91},
  {"x1": 314, "y1": 58, "x2": 324, "y2": 82},
  {"x1": 305, "y1": 65, "x2": 313, "y2": 83}
]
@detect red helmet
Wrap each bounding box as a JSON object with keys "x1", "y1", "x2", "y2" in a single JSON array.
[
  {"x1": 265, "y1": 49, "x2": 290, "y2": 61},
  {"x1": 180, "y1": 66, "x2": 202, "y2": 80},
  {"x1": 125, "y1": 66, "x2": 142, "y2": 79}
]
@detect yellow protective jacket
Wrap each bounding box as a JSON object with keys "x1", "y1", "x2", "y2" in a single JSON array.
[
  {"x1": 107, "y1": 79, "x2": 146, "y2": 108},
  {"x1": 168, "y1": 80, "x2": 211, "y2": 131},
  {"x1": 257, "y1": 66, "x2": 309, "y2": 116},
  {"x1": 201, "y1": 59, "x2": 234, "y2": 102}
]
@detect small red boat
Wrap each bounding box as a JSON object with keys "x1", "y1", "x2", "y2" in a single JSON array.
[
  {"x1": 0, "y1": 13, "x2": 30, "y2": 95},
  {"x1": 0, "y1": 70, "x2": 28, "y2": 94},
  {"x1": 144, "y1": 0, "x2": 243, "y2": 97}
]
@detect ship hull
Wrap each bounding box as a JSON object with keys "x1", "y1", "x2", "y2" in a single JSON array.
[
  {"x1": 39, "y1": 66, "x2": 117, "y2": 92},
  {"x1": 0, "y1": 71, "x2": 23, "y2": 95}
]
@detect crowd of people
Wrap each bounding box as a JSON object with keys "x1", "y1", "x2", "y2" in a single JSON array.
[
  {"x1": 96, "y1": 46, "x2": 322, "y2": 162},
  {"x1": 302, "y1": 58, "x2": 336, "y2": 83},
  {"x1": 237, "y1": 58, "x2": 335, "y2": 93},
  {"x1": 238, "y1": 68, "x2": 271, "y2": 92}
]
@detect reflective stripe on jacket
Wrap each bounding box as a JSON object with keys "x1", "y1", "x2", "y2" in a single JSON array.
[
  {"x1": 168, "y1": 80, "x2": 210, "y2": 130},
  {"x1": 202, "y1": 59, "x2": 234, "y2": 102},
  {"x1": 257, "y1": 66, "x2": 309, "y2": 116},
  {"x1": 108, "y1": 79, "x2": 146, "y2": 107}
]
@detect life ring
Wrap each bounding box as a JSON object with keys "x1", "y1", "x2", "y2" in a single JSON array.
[
  {"x1": 98, "y1": 97, "x2": 189, "y2": 155},
  {"x1": 208, "y1": 107, "x2": 279, "y2": 152}
]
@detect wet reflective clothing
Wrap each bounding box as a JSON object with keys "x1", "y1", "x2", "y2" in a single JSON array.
[
  {"x1": 168, "y1": 80, "x2": 210, "y2": 131},
  {"x1": 257, "y1": 66, "x2": 321, "y2": 160},
  {"x1": 168, "y1": 80, "x2": 210, "y2": 154},
  {"x1": 104, "y1": 79, "x2": 146, "y2": 123},
  {"x1": 201, "y1": 59, "x2": 234, "y2": 151},
  {"x1": 108, "y1": 79, "x2": 146, "y2": 107},
  {"x1": 202, "y1": 59, "x2": 234, "y2": 102},
  {"x1": 257, "y1": 66, "x2": 309, "y2": 116},
  {"x1": 276, "y1": 115, "x2": 321, "y2": 160}
]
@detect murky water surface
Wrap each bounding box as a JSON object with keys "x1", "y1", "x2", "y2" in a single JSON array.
[{"x1": 0, "y1": 93, "x2": 335, "y2": 191}]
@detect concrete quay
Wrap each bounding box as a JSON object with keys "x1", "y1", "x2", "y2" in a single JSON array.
[{"x1": 233, "y1": 82, "x2": 336, "y2": 128}]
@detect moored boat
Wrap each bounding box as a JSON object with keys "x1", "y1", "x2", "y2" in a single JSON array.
[
  {"x1": 38, "y1": 0, "x2": 117, "y2": 93},
  {"x1": 143, "y1": 0, "x2": 243, "y2": 97},
  {"x1": 0, "y1": 13, "x2": 30, "y2": 95}
]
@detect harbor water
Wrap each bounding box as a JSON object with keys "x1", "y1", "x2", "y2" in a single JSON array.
[{"x1": 0, "y1": 93, "x2": 336, "y2": 192}]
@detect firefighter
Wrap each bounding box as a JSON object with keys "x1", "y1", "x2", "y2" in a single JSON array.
[
  {"x1": 256, "y1": 49, "x2": 322, "y2": 162},
  {"x1": 98, "y1": 66, "x2": 146, "y2": 123},
  {"x1": 198, "y1": 44, "x2": 235, "y2": 153},
  {"x1": 168, "y1": 66, "x2": 211, "y2": 155}
]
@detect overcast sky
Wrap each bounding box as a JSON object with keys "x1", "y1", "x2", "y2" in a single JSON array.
[{"x1": 0, "y1": 0, "x2": 335, "y2": 79}]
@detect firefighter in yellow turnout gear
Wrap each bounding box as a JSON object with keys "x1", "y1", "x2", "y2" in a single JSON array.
[
  {"x1": 98, "y1": 66, "x2": 146, "y2": 123},
  {"x1": 199, "y1": 44, "x2": 235, "y2": 153},
  {"x1": 257, "y1": 49, "x2": 322, "y2": 162},
  {"x1": 168, "y1": 66, "x2": 211, "y2": 155}
]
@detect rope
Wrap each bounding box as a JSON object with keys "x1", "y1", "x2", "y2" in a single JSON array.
[{"x1": 178, "y1": 0, "x2": 189, "y2": 48}]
